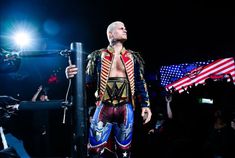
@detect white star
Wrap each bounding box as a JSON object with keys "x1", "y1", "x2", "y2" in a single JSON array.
[{"x1": 123, "y1": 151, "x2": 128, "y2": 157}]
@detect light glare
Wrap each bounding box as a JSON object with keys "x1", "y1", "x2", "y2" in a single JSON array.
[{"x1": 14, "y1": 31, "x2": 31, "y2": 47}]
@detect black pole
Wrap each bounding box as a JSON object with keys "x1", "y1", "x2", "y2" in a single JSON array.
[{"x1": 70, "y1": 42, "x2": 87, "y2": 158}]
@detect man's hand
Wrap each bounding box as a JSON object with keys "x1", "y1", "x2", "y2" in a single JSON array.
[
  {"x1": 148, "y1": 129, "x2": 155, "y2": 135},
  {"x1": 165, "y1": 95, "x2": 172, "y2": 103},
  {"x1": 65, "y1": 65, "x2": 78, "y2": 79},
  {"x1": 38, "y1": 85, "x2": 43, "y2": 92},
  {"x1": 141, "y1": 107, "x2": 152, "y2": 124}
]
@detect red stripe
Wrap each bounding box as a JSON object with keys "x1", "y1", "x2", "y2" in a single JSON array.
[
  {"x1": 166, "y1": 57, "x2": 235, "y2": 93},
  {"x1": 167, "y1": 58, "x2": 233, "y2": 88},
  {"x1": 174, "y1": 61, "x2": 235, "y2": 90}
]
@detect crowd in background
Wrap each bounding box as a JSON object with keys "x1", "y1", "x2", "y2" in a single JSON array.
[{"x1": 138, "y1": 77, "x2": 235, "y2": 158}]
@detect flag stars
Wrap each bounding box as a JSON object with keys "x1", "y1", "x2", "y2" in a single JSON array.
[{"x1": 160, "y1": 60, "x2": 213, "y2": 87}]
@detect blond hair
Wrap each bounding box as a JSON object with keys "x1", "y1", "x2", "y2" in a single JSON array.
[{"x1": 106, "y1": 21, "x2": 124, "y2": 41}]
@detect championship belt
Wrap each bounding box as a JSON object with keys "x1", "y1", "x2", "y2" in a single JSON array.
[{"x1": 103, "y1": 77, "x2": 129, "y2": 106}]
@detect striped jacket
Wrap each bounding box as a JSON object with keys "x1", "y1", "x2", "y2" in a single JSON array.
[{"x1": 86, "y1": 46, "x2": 150, "y2": 108}]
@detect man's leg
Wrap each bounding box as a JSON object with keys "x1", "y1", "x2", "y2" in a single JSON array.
[
  {"x1": 113, "y1": 103, "x2": 134, "y2": 158},
  {"x1": 88, "y1": 104, "x2": 113, "y2": 158}
]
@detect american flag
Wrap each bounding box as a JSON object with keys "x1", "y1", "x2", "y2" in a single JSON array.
[{"x1": 160, "y1": 57, "x2": 235, "y2": 93}]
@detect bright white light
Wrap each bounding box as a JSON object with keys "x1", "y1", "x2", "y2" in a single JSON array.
[{"x1": 13, "y1": 31, "x2": 31, "y2": 48}]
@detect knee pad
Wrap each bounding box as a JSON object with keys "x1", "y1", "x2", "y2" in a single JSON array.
[
  {"x1": 89, "y1": 121, "x2": 112, "y2": 146},
  {"x1": 114, "y1": 123, "x2": 133, "y2": 148}
]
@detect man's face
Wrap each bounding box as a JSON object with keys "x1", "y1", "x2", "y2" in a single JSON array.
[{"x1": 111, "y1": 23, "x2": 127, "y2": 42}]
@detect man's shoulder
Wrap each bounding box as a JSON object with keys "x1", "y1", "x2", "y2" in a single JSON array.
[
  {"x1": 126, "y1": 49, "x2": 141, "y2": 54},
  {"x1": 126, "y1": 49, "x2": 143, "y2": 59},
  {"x1": 127, "y1": 49, "x2": 144, "y2": 61},
  {"x1": 87, "y1": 48, "x2": 105, "y2": 59}
]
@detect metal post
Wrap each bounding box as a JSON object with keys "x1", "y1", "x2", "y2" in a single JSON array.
[{"x1": 70, "y1": 42, "x2": 87, "y2": 158}]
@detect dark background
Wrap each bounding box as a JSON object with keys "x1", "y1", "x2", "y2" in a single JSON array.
[
  {"x1": 1, "y1": 0, "x2": 234, "y2": 98},
  {"x1": 1, "y1": 0, "x2": 234, "y2": 65},
  {"x1": 0, "y1": 0, "x2": 234, "y2": 157}
]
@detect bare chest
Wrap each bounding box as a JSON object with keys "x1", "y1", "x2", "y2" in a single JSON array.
[{"x1": 109, "y1": 54, "x2": 126, "y2": 77}]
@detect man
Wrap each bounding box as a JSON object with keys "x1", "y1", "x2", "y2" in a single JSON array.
[{"x1": 66, "y1": 21, "x2": 152, "y2": 158}]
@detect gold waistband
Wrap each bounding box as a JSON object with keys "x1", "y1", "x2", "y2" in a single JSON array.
[{"x1": 103, "y1": 77, "x2": 129, "y2": 105}]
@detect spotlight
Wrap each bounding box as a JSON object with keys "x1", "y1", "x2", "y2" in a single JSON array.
[{"x1": 13, "y1": 31, "x2": 31, "y2": 48}]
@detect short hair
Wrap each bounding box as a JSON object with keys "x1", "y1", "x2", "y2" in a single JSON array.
[{"x1": 106, "y1": 21, "x2": 124, "y2": 40}]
